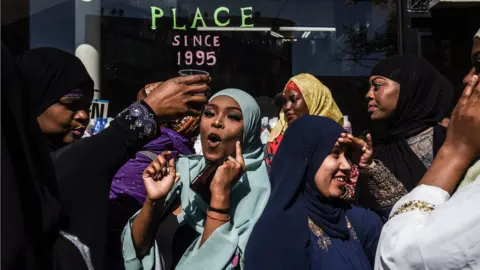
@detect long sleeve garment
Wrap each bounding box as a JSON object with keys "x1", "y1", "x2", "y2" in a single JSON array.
[
  {"x1": 52, "y1": 101, "x2": 158, "y2": 270},
  {"x1": 374, "y1": 181, "x2": 480, "y2": 270}
]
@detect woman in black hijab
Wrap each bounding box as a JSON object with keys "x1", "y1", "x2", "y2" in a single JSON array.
[
  {"x1": 358, "y1": 55, "x2": 454, "y2": 214},
  {"x1": 17, "y1": 47, "x2": 94, "y2": 151}
]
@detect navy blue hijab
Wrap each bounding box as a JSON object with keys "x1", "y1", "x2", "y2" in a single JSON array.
[{"x1": 245, "y1": 115, "x2": 350, "y2": 270}]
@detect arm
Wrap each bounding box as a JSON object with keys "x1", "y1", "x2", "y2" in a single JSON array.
[
  {"x1": 200, "y1": 193, "x2": 231, "y2": 247},
  {"x1": 360, "y1": 160, "x2": 408, "y2": 210},
  {"x1": 53, "y1": 101, "x2": 158, "y2": 269},
  {"x1": 375, "y1": 75, "x2": 480, "y2": 270},
  {"x1": 131, "y1": 198, "x2": 166, "y2": 257}
]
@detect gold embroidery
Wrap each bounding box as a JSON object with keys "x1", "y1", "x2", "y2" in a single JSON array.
[
  {"x1": 308, "y1": 217, "x2": 332, "y2": 250},
  {"x1": 390, "y1": 200, "x2": 435, "y2": 220},
  {"x1": 346, "y1": 217, "x2": 357, "y2": 240}
]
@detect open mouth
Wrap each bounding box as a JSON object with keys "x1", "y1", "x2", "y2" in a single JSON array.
[
  {"x1": 207, "y1": 133, "x2": 222, "y2": 147},
  {"x1": 333, "y1": 176, "x2": 346, "y2": 183}
]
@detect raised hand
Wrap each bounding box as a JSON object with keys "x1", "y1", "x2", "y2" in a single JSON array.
[
  {"x1": 144, "y1": 75, "x2": 210, "y2": 118},
  {"x1": 143, "y1": 151, "x2": 177, "y2": 201},
  {"x1": 444, "y1": 74, "x2": 480, "y2": 162},
  {"x1": 338, "y1": 133, "x2": 374, "y2": 169},
  {"x1": 210, "y1": 141, "x2": 246, "y2": 197}
]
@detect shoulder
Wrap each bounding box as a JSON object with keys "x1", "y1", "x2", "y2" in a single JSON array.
[{"x1": 346, "y1": 205, "x2": 382, "y2": 228}]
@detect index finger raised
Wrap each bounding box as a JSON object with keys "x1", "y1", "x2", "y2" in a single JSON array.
[{"x1": 235, "y1": 141, "x2": 245, "y2": 169}]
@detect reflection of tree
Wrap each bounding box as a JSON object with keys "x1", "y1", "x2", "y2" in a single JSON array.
[{"x1": 338, "y1": 0, "x2": 397, "y2": 68}]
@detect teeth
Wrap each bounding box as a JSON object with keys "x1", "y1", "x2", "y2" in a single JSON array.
[{"x1": 334, "y1": 177, "x2": 345, "y2": 182}]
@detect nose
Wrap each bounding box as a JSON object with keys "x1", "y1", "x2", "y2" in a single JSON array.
[
  {"x1": 75, "y1": 110, "x2": 88, "y2": 120},
  {"x1": 211, "y1": 118, "x2": 224, "y2": 129},
  {"x1": 283, "y1": 100, "x2": 292, "y2": 112},
  {"x1": 339, "y1": 155, "x2": 352, "y2": 172},
  {"x1": 365, "y1": 86, "x2": 374, "y2": 101}
]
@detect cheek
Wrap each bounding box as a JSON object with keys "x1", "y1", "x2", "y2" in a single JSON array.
[
  {"x1": 293, "y1": 99, "x2": 309, "y2": 116},
  {"x1": 376, "y1": 88, "x2": 399, "y2": 113}
]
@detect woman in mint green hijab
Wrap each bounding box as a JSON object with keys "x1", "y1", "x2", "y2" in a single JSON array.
[{"x1": 121, "y1": 89, "x2": 271, "y2": 270}]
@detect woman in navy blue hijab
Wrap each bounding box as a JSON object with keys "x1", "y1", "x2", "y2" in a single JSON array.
[{"x1": 245, "y1": 116, "x2": 383, "y2": 270}]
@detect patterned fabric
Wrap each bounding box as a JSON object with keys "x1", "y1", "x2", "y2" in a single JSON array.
[
  {"x1": 406, "y1": 128, "x2": 434, "y2": 168},
  {"x1": 389, "y1": 200, "x2": 435, "y2": 220},
  {"x1": 362, "y1": 130, "x2": 435, "y2": 210},
  {"x1": 117, "y1": 101, "x2": 157, "y2": 139},
  {"x1": 265, "y1": 133, "x2": 283, "y2": 173},
  {"x1": 268, "y1": 73, "x2": 343, "y2": 143},
  {"x1": 361, "y1": 160, "x2": 408, "y2": 209},
  {"x1": 341, "y1": 165, "x2": 358, "y2": 202}
]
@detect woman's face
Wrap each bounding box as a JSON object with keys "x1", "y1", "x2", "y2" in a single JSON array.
[
  {"x1": 200, "y1": 96, "x2": 244, "y2": 163},
  {"x1": 282, "y1": 89, "x2": 309, "y2": 124},
  {"x1": 365, "y1": 76, "x2": 400, "y2": 120},
  {"x1": 37, "y1": 95, "x2": 91, "y2": 145},
  {"x1": 314, "y1": 142, "x2": 352, "y2": 199}
]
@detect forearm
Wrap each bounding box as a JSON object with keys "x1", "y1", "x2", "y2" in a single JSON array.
[
  {"x1": 418, "y1": 146, "x2": 473, "y2": 194},
  {"x1": 200, "y1": 193, "x2": 231, "y2": 247},
  {"x1": 361, "y1": 160, "x2": 408, "y2": 209},
  {"x1": 131, "y1": 198, "x2": 164, "y2": 257}
]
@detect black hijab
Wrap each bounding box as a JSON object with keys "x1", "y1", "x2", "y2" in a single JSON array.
[
  {"x1": 16, "y1": 47, "x2": 94, "y2": 117},
  {"x1": 245, "y1": 116, "x2": 350, "y2": 270},
  {"x1": 1, "y1": 43, "x2": 61, "y2": 269},
  {"x1": 370, "y1": 55, "x2": 453, "y2": 191}
]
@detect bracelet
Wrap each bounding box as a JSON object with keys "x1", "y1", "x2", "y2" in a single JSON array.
[
  {"x1": 206, "y1": 210, "x2": 231, "y2": 222},
  {"x1": 208, "y1": 206, "x2": 230, "y2": 214}
]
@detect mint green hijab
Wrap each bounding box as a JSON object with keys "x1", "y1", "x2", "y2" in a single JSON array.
[{"x1": 170, "y1": 88, "x2": 271, "y2": 270}]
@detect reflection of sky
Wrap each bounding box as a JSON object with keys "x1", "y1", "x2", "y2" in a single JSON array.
[{"x1": 30, "y1": 0, "x2": 393, "y2": 76}]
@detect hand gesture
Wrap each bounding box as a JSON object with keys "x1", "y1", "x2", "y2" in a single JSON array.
[
  {"x1": 144, "y1": 75, "x2": 210, "y2": 118},
  {"x1": 444, "y1": 74, "x2": 480, "y2": 161},
  {"x1": 210, "y1": 142, "x2": 246, "y2": 197},
  {"x1": 143, "y1": 151, "x2": 177, "y2": 201},
  {"x1": 338, "y1": 133, "x2": 374, "y2": 169}
]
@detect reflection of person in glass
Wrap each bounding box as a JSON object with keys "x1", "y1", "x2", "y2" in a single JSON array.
[{"x1": 122, "y1": 89, "x2": 270, "y2": 270}]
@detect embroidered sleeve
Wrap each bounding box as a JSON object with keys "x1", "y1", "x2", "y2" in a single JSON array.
[
  {"x1": 360, "y1": 160, "x2": 408, "y2": 209},
  {"x1": 389, "y1": 200, "x2": 435, "y2": 220},
  {"x1": 116, "y1": 101, "x2": 157, "y2": 139}
]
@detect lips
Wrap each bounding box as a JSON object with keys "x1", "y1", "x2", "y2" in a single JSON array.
[
  {"x1": 368, "y1": 104, "x2": 377, "y2": 112},
  {"x1": 207, "y1": 132, "x2": 222, "y2": 148},
  {"x1": 71, "y1": 128, "x2": 85, "y2": 137}
]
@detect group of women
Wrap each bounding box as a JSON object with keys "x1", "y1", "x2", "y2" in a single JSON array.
[{"x1": 3, "y1": 31, "x2": 480, "y2": 270}]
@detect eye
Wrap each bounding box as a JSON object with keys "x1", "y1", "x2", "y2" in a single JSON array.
[
  {"x1": 228, "y1": 113, "x2": 242, "y2": 122},
  {"x1": 289, "y1": 97, "x2": 297, "y2": 103},
  {"x1": 330, "y1": 148, "x2": 341, "y2": 158},
  {"x1": 372, "y1": 83, "x2": 381, "y2": 91},
  {"x1": 203, "y1": 110, "x2": 215, "y2": 118}
]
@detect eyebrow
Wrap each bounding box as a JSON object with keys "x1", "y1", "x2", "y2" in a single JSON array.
[{"x1": 206, "y1": 103, "x2": 242, "y2": 112}]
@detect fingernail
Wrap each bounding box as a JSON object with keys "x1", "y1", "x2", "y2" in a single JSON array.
[{"x1": 473, "y1": 75, "x2": 478, "y2": 83}]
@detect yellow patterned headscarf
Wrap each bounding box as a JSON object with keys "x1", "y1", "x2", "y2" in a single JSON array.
[{"x1": 268, "y1": 73, "x2": 343, "y2": 142}]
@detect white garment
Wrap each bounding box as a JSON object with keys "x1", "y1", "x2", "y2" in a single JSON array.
[{"x1": 375, "y1": 179, "x2": 480, "y2": 270}]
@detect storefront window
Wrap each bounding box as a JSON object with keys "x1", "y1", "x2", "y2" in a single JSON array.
[{"x1": 26, "y1": 0, "x2": 398, "y2": 127}]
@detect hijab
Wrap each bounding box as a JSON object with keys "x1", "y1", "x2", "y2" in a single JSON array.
[
  {"x1": 268, "y1": 73, "x2": 343, "y2": 142},
  {"x1": 369, "y1": 55, "x2": 453, "y2": 191},
  {"x1": 245, "y1": 116, "x2": 350, "y2": 270},
  {"x1": 1, "y1": 43, "x2": 61, "y2": 269},
  {"x1": 16, "y1": 47, "x2": 94, "y2": 117},
  {"x1": 166, "y1": 89, "x2": 271, "y2": 270}
]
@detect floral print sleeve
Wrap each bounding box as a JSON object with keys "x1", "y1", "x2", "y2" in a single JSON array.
[
  {"x1": 360, "y1": 160, "x2": 408, "y2": 209},
  {"x1": 226, "y1": 249, "x2": 243, "y2": 270}
]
